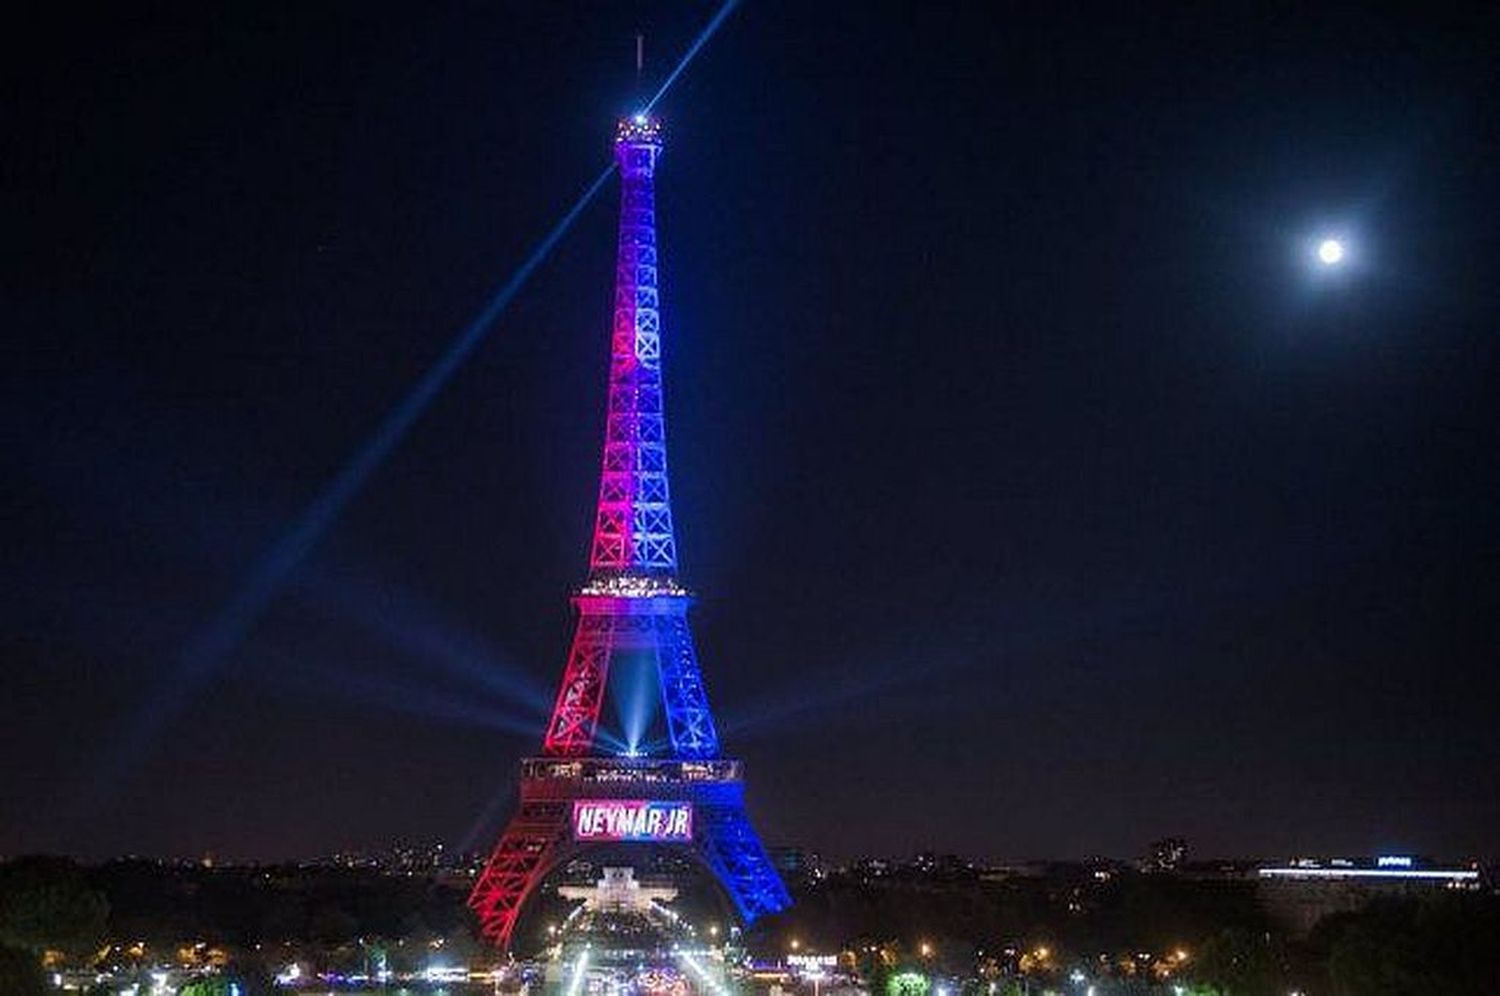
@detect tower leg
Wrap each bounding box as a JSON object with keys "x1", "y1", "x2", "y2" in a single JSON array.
[
  {"x1": 468, "y1": 801, "x2": 571, "y2": 949},
  {"x1": 543, "y1": 614, "x2": 616, "y2": 756},
  {"x1": 655, "y1": 614, "x2": 720, "y2": 758},
  {"x1": 696, "y1": 798, "x2": 792, "y2": 922}
]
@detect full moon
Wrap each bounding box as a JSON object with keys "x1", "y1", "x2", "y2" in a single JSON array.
[{"x1": 1317, "y1": 238, "x2": 1345, "y2": 265}]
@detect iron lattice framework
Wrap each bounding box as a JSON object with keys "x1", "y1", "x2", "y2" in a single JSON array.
[
  {"x1": 468, "y1": 116, "x2": 790, "y2": 950},
  {"x1": 591, "y1": 115, "x2": 676, "y2": 575}
]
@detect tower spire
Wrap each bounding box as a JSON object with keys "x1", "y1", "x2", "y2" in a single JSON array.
[{"x1": 586, "y1": 113, "x2": 677, "y2": 581}]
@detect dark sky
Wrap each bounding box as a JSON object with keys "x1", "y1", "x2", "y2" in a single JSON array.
[{"x1": 4, "y1": 2, "x2": 1498, "y2": 865}]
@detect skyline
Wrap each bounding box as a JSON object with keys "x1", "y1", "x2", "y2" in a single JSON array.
[{"x1": 4, "y1": 2, "x2": 1498, "y2": 864}]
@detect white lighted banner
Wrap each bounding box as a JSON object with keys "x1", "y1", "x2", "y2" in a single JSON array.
[{"x1": 573, "y1": 800, "x2": 693, "y2": 842}]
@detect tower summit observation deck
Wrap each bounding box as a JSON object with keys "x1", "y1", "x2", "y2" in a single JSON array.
[{"x1": 467, "y1": 114, "x2": 791, "y2": 950}]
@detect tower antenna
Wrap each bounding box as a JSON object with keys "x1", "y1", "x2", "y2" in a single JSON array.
[{"x1": 635, "y1": 31, "x2": 644, "y2": 86}]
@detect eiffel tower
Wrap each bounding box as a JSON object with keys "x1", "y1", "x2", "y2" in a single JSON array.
[{"x1": 468, "y1": 113, "x2": 791, "y2": 950}]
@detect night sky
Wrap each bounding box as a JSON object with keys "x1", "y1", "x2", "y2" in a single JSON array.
[{"x1": 5, "y1": 3, "x2": 1498, "y2": 865}]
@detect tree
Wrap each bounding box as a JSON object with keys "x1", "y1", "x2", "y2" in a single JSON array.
[
  {"x1": 0, "y1": 857, "x2": 109, "y2": 956},
  {"x1": 0, "y1": 943, "x2": 47, "y2": 996},
  {"x1": 1325, "y1": 895, "x2": 1500, "y2": 996},
  {"x1": 1325, "y1": 906, "x2": 1421, "y2": 995},
  {"x1": 887, "y1": 969, "x2": 930, "y2": 996},
  {"x1": 306, "y1": 903, "x2": 357, "y2": 944},
  {"x1": 1188, "y1": 927, "x2": 1287, "y2": 996},
  {"x1": 179, "y1": 979, "x2": 234, "y2": 996}
]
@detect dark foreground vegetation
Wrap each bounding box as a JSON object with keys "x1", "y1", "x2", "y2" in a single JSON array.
[
  {"x1": 759, "y1": 862, "x2": 1500, "y2": 995},
  {"x1": 1, "y1": 856, "x2": 1498, "y2": 994}
]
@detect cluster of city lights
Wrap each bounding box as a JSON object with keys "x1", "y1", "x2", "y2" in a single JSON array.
[
  {"x1": 565, "y1": 945, "x2": 592, "y2": 996},
  {"x1": 676, "y1": 947, "x2": 732, "y2": 996}
]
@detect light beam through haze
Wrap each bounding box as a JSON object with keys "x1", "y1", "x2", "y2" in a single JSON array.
[{"x1": 91, "y1": 0, "x2": 746, "y2": 802}]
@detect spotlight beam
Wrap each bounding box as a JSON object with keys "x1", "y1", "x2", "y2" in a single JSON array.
[
  {"x1": 92, "y1": 0, "x2": 749, "y2": 803},
  {"x1": 296, "y1": 571, "x2": 554, "y2": 713},
  {"x1": 641, "y1": 0, "x2": 742, "y2": 114},
  {"x1": 270, "y1": 657, "x2": 544, "y2": 736},
  {"x1": 88, "y1": 164, "x2": 615, "y2": 802}
]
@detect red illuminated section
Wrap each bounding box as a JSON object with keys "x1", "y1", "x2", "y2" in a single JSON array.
[{"x1": 572, "y1": 800, "x2": 693, "y2": 842}]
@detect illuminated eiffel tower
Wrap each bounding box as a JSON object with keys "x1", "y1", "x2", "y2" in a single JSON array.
[{"x1": 468, "y1": 113, "x2": 791, "y2": 950}]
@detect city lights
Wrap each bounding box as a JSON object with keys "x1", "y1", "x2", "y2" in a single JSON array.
[
  {"x1": 16, "y1": 847, "x2": 1496, "y2": 994},
  {"x1": 565, "y1": 946, "x2": 592, "y2": 996},
  {"x1": 1258, "y1": 865, "x2": 1479, "y2": 882},
  {"x1": 421, "y1": 963, "x2": 467, "y2": 983},
  {"x1": 10, "y1": 7, "x2": 1488, "y2": 996},
  {"x1": 678, "y1": 948, "x2": 732, "y2": 996}
]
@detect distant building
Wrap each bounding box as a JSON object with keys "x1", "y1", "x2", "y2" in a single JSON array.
[
  {"x1": 769, "y1": 846, "x2": 825, "y2": 883},
  {"x1": 1176, "y1": 859, "x2": 1258, "y2": 881},
  {"x1": 1144, "y1": 837, "x2": 1188, "y2": 873},
  {"x1": 1257, "y1": 856, "x2": 1481, "y2": 935},
  {"x1": 389, "y1": 840, "x2": 447, "y2": 873},
  {"x1": 978, "y1": 860, "x2": 1051, "y2": 881},
  {"x1": 907, "y1": 851, "x2": 974, "y2": 879},
  {"x1": 557, "y1": 866, "x2": 678, "y2": 912},
  {"x1": 844, "y1": 857, "x2": 893, "y2": 881}
]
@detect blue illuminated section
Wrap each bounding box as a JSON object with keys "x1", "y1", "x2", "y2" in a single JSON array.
[
  {"x1": 696, "y1": 797, "x2": 792, "y2": 921},
  {"x1": 657, "y1": 613, "x2": 720, "y2": 758}
]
